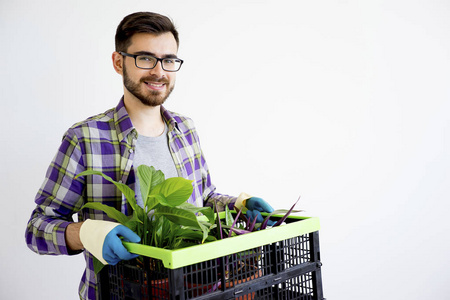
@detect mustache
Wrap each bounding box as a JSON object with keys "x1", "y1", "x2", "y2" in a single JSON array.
[{"x1": 141, "y1": 76, "x2": 169, "y2": 84}]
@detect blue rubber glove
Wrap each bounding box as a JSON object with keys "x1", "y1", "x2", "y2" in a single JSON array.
[
  {"x1": 102, "y1": 225, "x2": 141, "y2": 265},
  {"x1": 80, "y1": 219, "x2": 140, "y2": 265},
  {"x1": 245, "y1": 197, "x2": 276, "y2": 226}
]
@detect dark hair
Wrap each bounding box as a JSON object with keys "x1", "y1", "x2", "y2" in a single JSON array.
[{"x1": 115, "y1": 12, "x2": 179, "y2": 52}]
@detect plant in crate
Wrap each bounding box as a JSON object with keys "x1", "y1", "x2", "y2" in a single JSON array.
[
  {"x1": 76, "y1": 165, "x2": 216, "y2": 274},
  {"x1": 76, "y1": 165, "x2": 301, "y2": 298},
  {"x1": 193, "y1": 198, "x2": 302, "y2": 296}
]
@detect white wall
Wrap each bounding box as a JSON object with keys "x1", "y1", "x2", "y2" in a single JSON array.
[{"x1": 1, "y1": 0, "x2": 449, "y2": 299}]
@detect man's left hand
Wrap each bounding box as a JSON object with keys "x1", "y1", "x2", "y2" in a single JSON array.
[{"x1": 245, "y1": 197, "x2": 276, "y2": 226}]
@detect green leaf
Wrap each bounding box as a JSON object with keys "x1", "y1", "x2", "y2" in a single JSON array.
[
  {"x1": 199, "y1": 220, "x2": 217, "y2": 231},
  {"x1": 93, "y1": 257, "x2": 106, "y2": 274},
  {"x1": 225, "y1": 205, "x2": 234, "y2": 226},
  {"x1": 76, "y1": 170, "x2": 138, "y2": 213},
  {"x1": 179, "y1": 229, "x2": 217, "y2": 242},
  {"x1": 137, "y1": 165, "x2": 153, "y2": 206},
  {"x1": 199, "y1": 222, "x2": 209, "y2": 243},
  {"x1": 151, "y1": 169, "x2": 165, "y2": 190},
  {"x1": 177, "y1": 203, "x2": 215, "y2": 223},
  {"x1": 137, "y1": 165, "x2": 166, "y2": 209},
  {"x1": 150, "y1": 177, "x2": 193, "y2": 207},
  {"x1": 146, "y1": 194, "x2": 165, "y2": 211},
  {"x1": 124, "y1": 213, "x2": 142, "y2": 233},
  {"x1": 154, "y1": 206, "x2": 200, "y2": 228},
  {"x1": 175, "y1": 224, "x2": 212, "y2": 244},
  {"x1": 81, "y1": 202, "x2": 129, "y2": 225}
]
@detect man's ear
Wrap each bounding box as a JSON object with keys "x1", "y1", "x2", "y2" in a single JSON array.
[{"x1": 112, "y1": 52, "x2": 123, "y2": 75}]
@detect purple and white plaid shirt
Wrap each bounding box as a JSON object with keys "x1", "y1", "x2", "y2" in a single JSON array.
[{"x1": 25, "y1": 98, "x2": 236, "y2": 300}]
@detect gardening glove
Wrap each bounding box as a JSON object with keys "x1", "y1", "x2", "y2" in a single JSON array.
[
  {"x1": 79, "y1": 219, "x2": 140, "y2": 265},
  {"x1": 234, "y1": 193, "x2": 276, "y2": 226}
]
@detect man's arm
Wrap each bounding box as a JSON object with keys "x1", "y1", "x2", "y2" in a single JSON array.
[
  {"x1": 191, "y1": 130, "x2": 237, "y2": 210},
  {"x1": 204, "y1": 187, "x2": 237, "y2": 211},
  {"x1": 25, "y1": 128, "x2": 86, "y2": 255},
  {"x1": 65, "y1": 222, "x2": 84, "y2": 251}
]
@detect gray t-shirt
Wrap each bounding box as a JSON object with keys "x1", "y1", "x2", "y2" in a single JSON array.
[{"x1": 133, "y1": 123, "x2": 178, "y2": 207}]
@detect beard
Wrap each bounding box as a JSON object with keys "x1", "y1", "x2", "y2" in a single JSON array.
[{"x1": 123, "y1": 64, "x2": 174, "y2": 107}]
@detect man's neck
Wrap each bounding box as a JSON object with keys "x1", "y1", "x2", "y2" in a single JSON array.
[{"x1": 123, "y1": 95, "x2": 165, "y2": 137}]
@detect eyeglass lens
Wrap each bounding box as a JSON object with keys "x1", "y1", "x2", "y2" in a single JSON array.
[{"x1": 136, "y1": 55, "x2": 182, "y2": 71}]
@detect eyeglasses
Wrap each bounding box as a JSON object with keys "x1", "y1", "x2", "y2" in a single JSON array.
[{"x1": 119, "y1": 51, "x2": 184, "y2": 72}]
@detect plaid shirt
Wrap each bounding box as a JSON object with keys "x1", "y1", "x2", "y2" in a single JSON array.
[{"x1": 25, "y1": 98, "x2": 236, "y2": 300}]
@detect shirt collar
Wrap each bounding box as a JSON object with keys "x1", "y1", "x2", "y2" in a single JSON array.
[
  {"x1": 113, "y1": 97, "x2": 135, "y2": 142},
  {"x1": 161, "y1": 106, "x2": 181, "y2": 132},
  {"x1": 113, "y1": 98, "x2": 182, "y2": 141}
]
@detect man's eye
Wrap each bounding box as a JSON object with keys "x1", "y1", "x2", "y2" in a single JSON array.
[
  {"x1": 139, "y1": 56, "x2": 155, "y2": 62},
  {"x1": 164, "y1": 59, "x2": 175, "y2": 64}
]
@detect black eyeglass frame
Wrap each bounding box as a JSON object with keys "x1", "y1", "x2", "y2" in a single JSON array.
[{"x1": 118, "y1": 51, "x2": 184, "y2": 72}]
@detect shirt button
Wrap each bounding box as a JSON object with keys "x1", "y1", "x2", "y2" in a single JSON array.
[{"x1": 129, "y1": 149, "x2": 134, "y2": 153}]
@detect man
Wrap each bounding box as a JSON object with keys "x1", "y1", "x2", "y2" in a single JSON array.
[{"x1": 25, "y1": 12, "x2": 273, "y2": 300}]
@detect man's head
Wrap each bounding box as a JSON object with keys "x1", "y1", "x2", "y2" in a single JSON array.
[{"x1": 113, "y1": 12, "x2": 181, "y2": 107}]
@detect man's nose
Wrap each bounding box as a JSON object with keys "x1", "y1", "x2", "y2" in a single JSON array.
[{"x1": 149, "y1": 60, "x2": 165, "y2": 77}]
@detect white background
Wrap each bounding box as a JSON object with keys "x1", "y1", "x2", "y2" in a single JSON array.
[{"x1": 1, "y1": 0, "x2": 449, "y2": 299}]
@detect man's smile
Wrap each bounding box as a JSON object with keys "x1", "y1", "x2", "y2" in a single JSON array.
[{"x1": 144, "y1": 81, "x2": 166, "y2": 91}]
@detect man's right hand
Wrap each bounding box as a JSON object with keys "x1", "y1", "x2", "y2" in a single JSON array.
[{"x1": 78, "y1": 219, "x2": 140, "y2": 265}]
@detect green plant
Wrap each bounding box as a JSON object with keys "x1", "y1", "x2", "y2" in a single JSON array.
[
  {"x1": 76, "y1": 165, "x2": 301, "y2": 274},
  {"x1": 76, "y1": 165, "x2": 216, "y2": 272}
]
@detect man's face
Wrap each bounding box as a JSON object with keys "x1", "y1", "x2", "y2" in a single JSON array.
[{"x1": 121, "y1": 32, "x2": 178, "y2": 107}]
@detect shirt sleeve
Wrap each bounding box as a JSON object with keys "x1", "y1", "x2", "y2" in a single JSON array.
[
  {"x1": 204, "y1": 186, "x2": 237, "y2": 211},
  {"x1": 190, "y1": 129, "x2": 237, "y2": 211},
  {"x1": 25, "y1": 128, "x2": 86, "y2": 255}
]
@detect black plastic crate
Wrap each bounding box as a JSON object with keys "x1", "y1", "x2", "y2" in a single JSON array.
[{"x1": 98, "y1": 216, "x2": 324, "y2": 299}]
